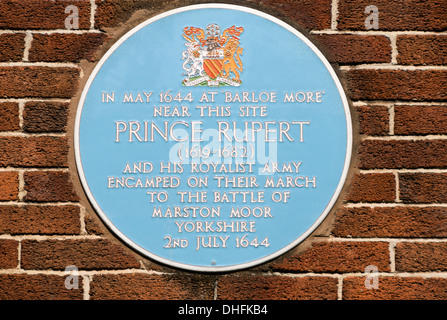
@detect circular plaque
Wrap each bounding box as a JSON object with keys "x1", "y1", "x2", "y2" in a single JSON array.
[{"x1": 75, "y1": 4, "x2": 352, "y2": 272}]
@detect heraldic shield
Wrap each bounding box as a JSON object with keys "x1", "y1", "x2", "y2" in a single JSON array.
[{"x1": 182, "y1": 23, "x2": 244, "y2": 87}]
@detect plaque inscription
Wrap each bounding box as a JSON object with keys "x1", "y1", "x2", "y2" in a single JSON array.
[{"x1": 75, "y1": 4, "x2": 352, "y2": 271}]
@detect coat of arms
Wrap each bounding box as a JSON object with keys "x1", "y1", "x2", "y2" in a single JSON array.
[{"x1": 181, "y1": 23, "x2": 244, "y2": 87}]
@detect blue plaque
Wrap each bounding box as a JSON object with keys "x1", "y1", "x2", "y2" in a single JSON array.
[{"x1": 75, "y1": 4, "x2": 352, "y2": 272}]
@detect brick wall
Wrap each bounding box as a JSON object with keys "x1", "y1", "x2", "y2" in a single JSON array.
[{"x1": 0, "y1": 0, "x2": 446, "y2": 300}]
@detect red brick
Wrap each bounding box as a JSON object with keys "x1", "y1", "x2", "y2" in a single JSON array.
[
  {"x1": 94, "y1": 0, "x2": 163, "y2": 29},
  {"x1": 395, "y1": 242, "x2": 447, "y2": 272},
  {"x1": 356, "y1": 105, "x2": 389, "y2": 136},
  {"x1": 394, "y1": 105, "x2": 447, "y2": 135},
  {"x1": 0, "y1": 0, "x2": 91, "y2": 30},
  {"x1": 0, "y1": 274, "x2": 83, "y2": 300},
  {"x1": 399, "y1": 173, "x2": 447, "y2": 203},
  {"x1": 252, "y1": 0, "x2": 332, "y2": 30},
  {"x1": 0, "y1": 136, "x2": 68, "y2": 168},
  {"x1": 397, "y1": 35, "x2": 447, "y2": 65},
  {"x1": 0, "y1": 239, "x2": 18, "y2": 269},
  {"x1": 338, "y1": 0, "x2": 447, "y2": 31},
  {"x1": 359, "y1": 139, "x2": 447, "y2": 169},
  {"x1": 315, "y1": 34, "x2": 391, "y2": 64},
  {"x1": 271, "y1": 241, "x2": 390, "y2": 273},
  {"x1": 95, "y1": 0, "x2": 332, "y2": 30},
  {"x1": 29, "y1": 33, "x2": 110, "y2": 62},
  {"x1": 0, "y1": 66, "x2": 80, "y2": 98},
  {"x1": 0, "y1": 102, "x2": 19, "y2": 131},
  {"x1": 90, "y1": 273, "x2": 215, "y2": 300},
  {"x1": 84, "y1": 212, "x2": 106, "y2": 235},
  {"x1": 346, "y1": 173, "x2": 396, "y2": 203},
  {"x1": 217, "y1": 275, "x2": 338, "y2": 300},
  {"x1": 21, "y1": 238, "x2": 140, "y2": 270},
  {"x1": 333, "y1": 206, "x2": 447, "y2": 238},
  {"x1": 343, "y1": 69, "x2": 447, "y2": 101},
  {"x1": 24, "y1": 170, "x2": 79, "y2": 202},
  {"x1": 0, "y1": 171, "x2": 18, "y2": 201},
  {"x1": 0, "y1": 205, "x2": 81, "y2": 235},
  {"x1": 0, "y1": 33, "x2": 25, "y2": 61},
  {"x1": 343, "y1": 276, "x2": 447, "y2": 300},
  {"x1": 23, "y1": 101, "x2": 69, "y2": 133}
]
